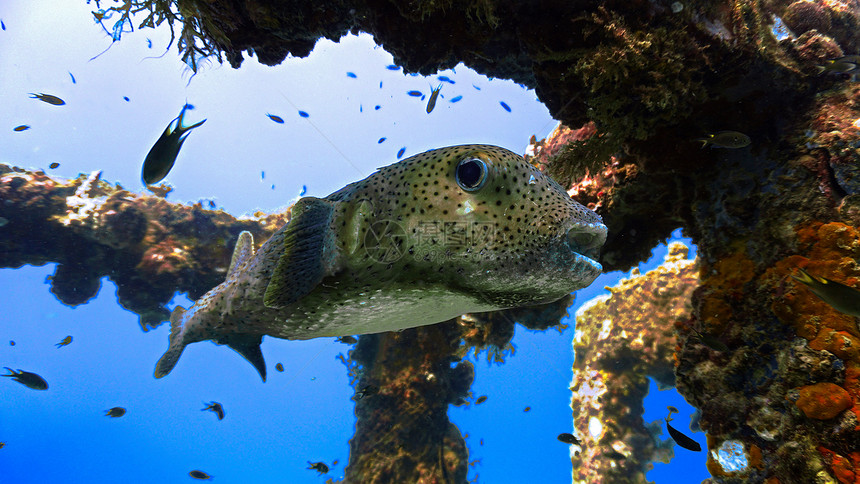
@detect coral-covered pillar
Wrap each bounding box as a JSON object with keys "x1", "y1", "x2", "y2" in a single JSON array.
[{"x1": 673, "y1": 86, "x2": 860, "y2": 483}]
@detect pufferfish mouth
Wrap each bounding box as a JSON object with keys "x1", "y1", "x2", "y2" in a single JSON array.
[{"x1": 565, "y1": 222, "x2": 608, "y2": 263}]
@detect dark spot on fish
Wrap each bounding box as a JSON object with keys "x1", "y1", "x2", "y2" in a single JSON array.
[
  {"x1": 298, "y1": 110, "x2": 309, "y2": 118},
  {"x1": 500, "y1": 101, "x2": 511, "y2": 112}
]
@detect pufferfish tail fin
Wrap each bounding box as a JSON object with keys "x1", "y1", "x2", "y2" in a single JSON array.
[{"x1": 154, "y1": 306, "x2": 187, "y2": 379}]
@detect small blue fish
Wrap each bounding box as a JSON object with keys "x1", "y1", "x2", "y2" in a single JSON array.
[
  {"x1": 141, "y1": 104, "x2": 206, "y2": 185},
  {"x1": 473, "y1": 84, "x2": 481, "y2": 90},
  {"x1": 378, "y1": 137, "x2": 386, "y2": 144},
  {"x1": 271, "y1": 184, "x2": 275, "y2": 190},
  {"x1": 407, "y1": 90, "x2": 422, "y2": 97},
  {"x1": 386, "y1": 65, "x2": 399, "y2": 70},
  {"x1": 1, "y1": 20, "x2": 5, "y2": 31},
  {"x1": 261, "y1": 171, "x2": 265, "y2": 180},
  {"x1": 267, "y1": 113, "x2": 284, "y2": 124},
  {"x1": 500, "y1": 101, "x2": 511, "y2": 112},
  {"x1": 397, "y1": 147, "x2": 406, "y2": 159},
  {"x1": 298, "y1": 110, "x2": 309, "y2": 118},
  {"x1": 359, "y1": 105, "x2": 363, "y2": 113},
  {"x1": 437, "y1": 76, "x2": 455, "y2": 84},
  {"x1": 426, "y1": 84, "x2": 442, "y2": 113},
  {"x1": 346, "y1": 72, "x2": 357, "y2": 78},
  {"x1": 449, "y1": 95, "x2": 463, "y2": 103},
  {"x1": 375, "y1": 105, "x2": 381, "y2": 110},
  {"x1": 379, "y1": 81, "x2": 383, "y2": 89},
  {"x1": 299, "y1": 185, "x2": 307, "y2": 196},
  {"x1": 146, "y1": 38, "x2": 152, "y2": 48},
  {"x1": 13, "y1": 125, "x2": 29, "y2": 132},
  {"x1": 123, "y1": 96, "x2": 130, "y2": 102},
  {"x1": 69, "y1": 72, "x2": 76, "y2": 84}
]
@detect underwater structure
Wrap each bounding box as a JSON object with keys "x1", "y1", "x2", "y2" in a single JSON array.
[{"x1": 3, "y1": 0, "x2": 860, "y2": 482}]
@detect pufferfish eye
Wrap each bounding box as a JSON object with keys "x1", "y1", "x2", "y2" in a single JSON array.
[{"x1": 455, "y1": 157, "x2": 488, "y2": 191}]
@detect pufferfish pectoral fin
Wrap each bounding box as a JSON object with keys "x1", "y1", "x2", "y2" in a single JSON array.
[
  {"x1": 219, "y1": 333, "x2": 267, "y2": 382},
  {"x1": 264, "y1": 197, "x2": 339, "y2": 309},
  {"x1": 227, "y1": 231, "x2": 254, "y2": 277},
  {"x1": 154, "y1": 306, "x2": 187, "y2": 379}
]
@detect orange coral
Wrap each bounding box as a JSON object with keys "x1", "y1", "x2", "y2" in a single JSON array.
[
  {"x1": 749, "y1": 444, "x2": 764, "y2": 470},
  {"x1": 819, "y1": 447, "x2": 858, "y2": 484},
  {"x1": 795, "y1": 382, "x2": 853, "y2": 420}
]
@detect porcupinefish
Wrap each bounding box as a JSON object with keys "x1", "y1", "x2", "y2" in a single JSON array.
[{"x1": 154, "y1": 144, "x2": 607, "y2": 381}]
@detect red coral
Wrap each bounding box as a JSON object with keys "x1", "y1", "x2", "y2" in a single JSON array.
[{"x1": 795, "y1": 382, "x2": 852, "y2": 419}]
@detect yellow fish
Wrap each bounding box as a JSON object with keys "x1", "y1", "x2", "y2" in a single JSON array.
[
  {"x1": 55, "y1": 335, "x2": 72, "y2": 348},
  {"x1": 426, "y1": 84, "x2": 442, "y2": 113},
  {"x1": 153, "y1": 145, "x2": 606, "y2": 381},
  {"x1": 792, "y1": 268, "x2": 860, "y2": 318}
]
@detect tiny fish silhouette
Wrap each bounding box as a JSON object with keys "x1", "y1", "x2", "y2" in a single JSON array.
[
  {"x1": 335, "y1": 336, "x2": 358, "y2": 344},
  {"x1": 475, "y1": 395, "x2": 487, "y2": 405},
  {"x1": 426, "y1": 84, "x2": 442, "y2": 113},
  {"x1": 189, "y1": 470, "x2": 212, "y2": 480},
  {"x1": 141, "y1": 104, "x2": 206, "y2": 185},
  {"x1": 308, "y1": 461, "x2": 329, "y2": 474},
  {"x1": 13, "y1": 125, "x2": 29, "y2": 132},
  {"x1": 49, "y1": 162, "x2": 60, "y2": 169},
  {"x1": 407, "y1": 90, "x2": 422, "y2": 97},
  {"x1": 298, "y1": 110, "x2": 309, "y2": 118},
  {"x1": 105, "y1": 407, "x2": 126, "y2": 418},
  {"x1": 3, "y1": 368, "x2": 47, "y2": 390},
  {"x1": 697, "y1": 131, "x2": 750, "y2": 149},
  {"x1": 29, "y1": 93, "x2": 65, "y2": 105},
  {"x1": 267, "y1": 114, "x2": 284, "y2": 124},
  {"x1": 202, "y1": 401, "x2": 225, "y2": 420},
  {"x1": 346, "y1": 72, "x2": 357, "y2": 78},
  {"x1": 55, "y1": 336, "x2": 72, "y2": 348},
  {"x1": 499, "y1": 101, "x2": 511, "y2": 112},
  {"x1": 275, "y1": 362, "x2": 284, "y2": 372},
  {"x1": 665, "y1": 413, "x2": 701, "y2": 452},
  {"x1": 557, "y1": 433, "x2": 580, "y2": 445},
  {"x1": 449, "y1": 95, "x2": 463, "y2": 103},
  {"x1": 397, "y1": 147, "x2": 406, "y2": 159}
]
